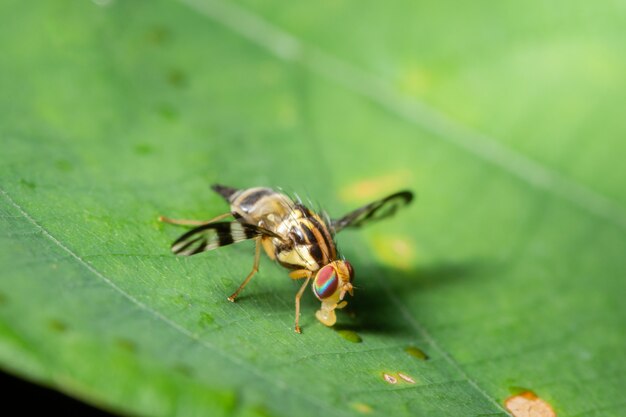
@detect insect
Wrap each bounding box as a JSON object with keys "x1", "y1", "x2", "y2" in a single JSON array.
[{"x1": 160, "y1": 184, "x2": 413, "y2": 333}]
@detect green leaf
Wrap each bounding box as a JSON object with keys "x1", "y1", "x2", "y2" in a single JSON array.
[{"x1": 1, "y1": 0, "x2": 625, "y2": 416}]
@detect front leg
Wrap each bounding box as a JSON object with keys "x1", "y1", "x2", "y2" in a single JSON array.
[
  {"x1": 289, "y1": 269, "x2": 313, "y2": 333},
  {"x1": 294, "y1": 277, "x2": 312, "y2": 334},
  {"x1": 289, "y1": 269, "x2": 313, "y2": 280}
]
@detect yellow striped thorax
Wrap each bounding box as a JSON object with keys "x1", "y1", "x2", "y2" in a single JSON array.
[{"x1": 228, "y1": 187, "x2": 337, "y2": 272}]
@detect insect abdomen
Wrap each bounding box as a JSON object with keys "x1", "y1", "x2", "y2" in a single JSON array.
[
  {"x1": 232, "y1": 188, "x2": 275, "y2": 212},
  {"x1": 228, "y1": 188, "x2": 292, "y2": 228},
  {"x1": 211, "y1": 184, "x2": 239, "y2": 201}
]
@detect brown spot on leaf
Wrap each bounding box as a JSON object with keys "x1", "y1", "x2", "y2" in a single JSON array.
[
  {"x1": 48, "y1": 319, "x2": 68, "y2": 333},
  {"x1": 505, "y1": 391, "x2": 556, "y2": 417},
  {"x1": 397, "y1": 372, "x2": 415, "y2": 384},
  {"x1": 382, "y1": 372, "x2": 397, "y2": 384},
  {"x1": 167, "y1": 69, "x2": 187, "y2": 88},
  {"x1": 146, "y1": 25, "x2": 171, "y2": 44},
  {"x1": 115, "y1": 338, "x2": 137, "y2": 353}
]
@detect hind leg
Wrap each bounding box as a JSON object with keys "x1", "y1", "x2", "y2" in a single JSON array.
[{"x1": 227, "y1": 237, "x2": 262, "y2": 302}]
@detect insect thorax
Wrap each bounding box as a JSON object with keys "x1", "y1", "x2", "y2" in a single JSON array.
[{"x1": 229, "y1": 188, "x2": 337, "y2": 271}]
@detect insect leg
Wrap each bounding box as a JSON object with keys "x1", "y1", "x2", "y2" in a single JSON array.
[
  {"x1": 261, "y1": 236, "x2": 276, "y2": 260},
  {"x1": 227, "y1": 236, "x2": 261, "y2": 302},
  {"x1": 289, "y1": 269, "x2": 312, "y2": 280},
  {"x1": 294, "y1": 277, "x2": 312, "y2": 334},
  {"x1": 158, "y1": 212, "x2": 232, "y2": 227}
]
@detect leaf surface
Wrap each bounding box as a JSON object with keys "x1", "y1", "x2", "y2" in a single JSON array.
[{"x1": 1, "y1": 1, "x2": 625, "y2": 416}]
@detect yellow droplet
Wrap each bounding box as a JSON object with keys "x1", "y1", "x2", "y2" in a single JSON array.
[{"x1": 505, "y1": 391, "x2": 556, "y2": 417}]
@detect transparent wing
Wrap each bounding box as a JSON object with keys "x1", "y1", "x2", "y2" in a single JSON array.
[
  {"x1": 331, "y1": 190, "x2": 414, "y2": 233},
  {"x1": 171, "y1": 221, "x2": 281, "y2": 256}
]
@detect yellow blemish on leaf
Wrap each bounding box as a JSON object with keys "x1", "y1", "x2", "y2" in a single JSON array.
[
  {"x1": 397, "y1": 66, "x2": 432, "y2": 96},
  {"x1": 405, "y1": 346, "x2": 428, "y2": 360},
  {"x1": 351, "y1": 402, "x2": 373, "y2": 414},
  {"x1": 371, "y1": 234, "x2": 417, "y2": 270},
  {"x1": 339, "y1": 171, "x2": 412, "y2": 203},
  {"x1": 335, "y1": 329, "x2": 363, "y2": 343},
  {"x1": 505, "y1": 391, "x2": 556, "y2": 417}
]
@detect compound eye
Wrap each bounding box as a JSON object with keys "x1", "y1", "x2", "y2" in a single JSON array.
[
  {"x1": 345, "y1": 261, "x2": 354, "y2": 282},
  {"x1": 313, "y1": 265, "x2": 339, "y2": 300}
]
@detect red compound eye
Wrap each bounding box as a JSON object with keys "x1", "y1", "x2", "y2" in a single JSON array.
[
  {"x1": 345, "y1": 261, "x2": 354, "y2": 282},
  {"x1": 313, "y1": 265, "x2": 338, "y2": 300}
]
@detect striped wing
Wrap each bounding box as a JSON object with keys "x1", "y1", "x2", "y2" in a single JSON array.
[
  {"x1": 331, "y1": 190, "x2": 414, "y2": 233},
  {"x1": 171, "y1": 221, "x2": 281, "y2": 256}
]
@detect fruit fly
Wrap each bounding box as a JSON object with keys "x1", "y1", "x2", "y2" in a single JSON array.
[{"x1": 160, "y1": 184, "x2": 413, "y2": 333}]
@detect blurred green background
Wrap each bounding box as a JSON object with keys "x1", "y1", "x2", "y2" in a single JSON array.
[{"x1": 1, "y1": 0, "x2": 625, "y2": 416}]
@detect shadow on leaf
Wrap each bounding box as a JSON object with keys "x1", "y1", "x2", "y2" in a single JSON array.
[{"x1": 336, "y1": 259, "x2": 493, "y2": 335}]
